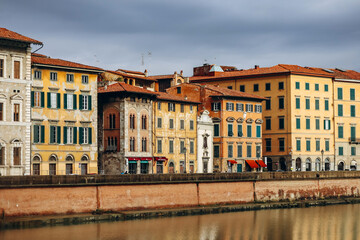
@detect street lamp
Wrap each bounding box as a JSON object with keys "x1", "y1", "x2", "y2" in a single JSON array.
[
  {"x1": 321, "y1": 149, "x2": 324, "y2": 171},
  {"x1": 256, "y1": 148, "x2": 260, "y2": 172},
  {"x1": 182, "y1": 147, "x2": 187, "y2": 173}
]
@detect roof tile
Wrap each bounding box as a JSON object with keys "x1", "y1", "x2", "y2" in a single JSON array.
[{"x1": 0, "y1": 28, "x2": 42, "y2": 44}]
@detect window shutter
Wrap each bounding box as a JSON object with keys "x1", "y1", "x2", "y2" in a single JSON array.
[
  {"x1": 324, "y1": 120, "x2": 326, "y2": 130},
  {"x1": 79, "y1": 95, "x2": 83, "y2": 110},
  {"x1": 31, "y1": 91, "x2": 34, "y2": 107},
  {"x1": 88, "y1": 127, "x2": 92, "y2": 144},
  {"x1": 79, "y1": 127, "x2": 84, "y2": 144},
  {"x1": 47, "y1": 92, "x2": 51, "y2": 108},
  {"x1": 88, "y1": 96, "x2": 92, "y2": 110},
  {"x1": 33, "y1": 125, "x2": 39, "y2": 143},
  {"x1": 57, "y1": 126, "x2": 61, "y2": 144},
  {"x1": 41, "y1": 125, "x2": 45, "y2": 143},
  {"x1": 73, "y1": 95, "x2": 77, "y2": 109},
  {"x1": 63, "y1": 126, "x2": 67, "y2": 144},
  {"x1": 211, "y1": 103, "x2": 214, "y2": 111},
  {"x1": 328, "y1": 120, "x2": 331, "y2": 130},
  {"x1": 57, "y1": 93, "x2": 61, "y2": 109},
  {"x1": 64, "y1": 94, "x2": 67, "y2": 109},
  {"x1": 73, "y1": 127, "x2": 77, "y2": 144},
  {"x1": 41, "y1": 92, "x2": 45, "y2": 108},
  {"x1": 50, "y1": 126, "x2": 54, "y2": 143}
]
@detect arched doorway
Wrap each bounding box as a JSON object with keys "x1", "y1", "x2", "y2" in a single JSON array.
[
  {"x1": 350, "y1": 161, "x2": 357, "y2": 171},
  {"x1": 325, "y1": 158, "x2": 330, "y2": 171},
  {"x1": 267, "y1": 158, "x2": 273, "y2": 171},
  {"x1": 168, "y1": 162, "x2": 175, "y2": 173},
  {"x1": 306, "y1": 158, "x2": 312, "y2": 171},
  {"x1": 315, "y1": 158, "x2": 321, "y2": 171},
  {"x1": 296, "y1": 158, "x2": 302, "y2": 171},
  {"x1": 338, "y1": 161, "x2": 344, "y2": 171},
  {"x1": 280, "y1": 157, "x2": 286, "y2": 171}
]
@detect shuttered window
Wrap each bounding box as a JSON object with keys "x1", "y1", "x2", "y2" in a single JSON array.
[{"x1": 14, "y1": 61, "x2": 20, "y2": 79}]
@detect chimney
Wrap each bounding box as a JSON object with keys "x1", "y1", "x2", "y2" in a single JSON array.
[
  {"x1": 144, "y1": 69, "x2": 148, "y2": 77},
  {"x1": 255, "y1": 65, "x2": 259, "y2": 69},
  {"x1": 180, "y1": 70, "x2": 183, "y2": 76}
]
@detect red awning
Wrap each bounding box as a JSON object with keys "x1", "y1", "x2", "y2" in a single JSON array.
[
  {"x1": 154, "y1": 157, "x2": 168, "y2": 161},
  {"x1": 246, "y1": 160, "x2": 259, "y2": 168},
  {"x1": 227, "y1": 160, "x2": 237, "y2": 164},
  {"x1": 141, "y1": 157, "x2": 152, "y2": 161},
  {"x1": 127, "y1": 157, "x2": 141, "y2": 161},
  {"x1": 256, "y1": 160, "x2": 267, "y2": 168}
]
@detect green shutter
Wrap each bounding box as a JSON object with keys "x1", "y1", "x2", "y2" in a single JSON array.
[
  {"x1": 350, "y1": 89, "x2": 355, "y2": 100},
  {"x1": 57, "y1": 126, "x2": 61, "y2": 144},
  {"x1": 79, "y1": 127, "x2": 84, "y2": 144},
  {"x1": 79, "y1": 95, "x2": 83, "y2": 110},
  {"x1": 88, "y1": 96, "x2": 92, "y2": 110},
  {"x1": 338, "y1": 126, "x2": 343, "y2": 138},
  {"x1": 50, "y1": 126, "x2": 54, "y2": 143},
  {"x1": 296, "y1": 118, "x2": 300, "y2": 129},
  {"x1": 41, "y1": 92, "x2": 45, "y2": 108},
  {"x1": 73, "y1": 127, "x2": 77, "y2": 144},
  {"x1": 338, "y1": 88, "x2": 343, "y2": 100},
  {"x1": 33, "y1": 125, "x2": 39, "y2": 143},
  {"x1": 31, "y1": 91, "x2": 34, "y2": 107},
  {"x1": 63, "y1": 126, "x2": 67, "y2": 144},
  {"x1": 73, "y1": 95, "x2": 77, "y2": 109},
  {"x1": 256, "y1": 125, "x2": 261, "y2": 138},
  {"x1": 247, "y1": 125, "x2": 252, "y2": 138},
  {"x1": 57, "y1": 93, "x2": 61, "y2": 109},
  {"x1": 47, "y1": 92, "x2": 51, "y2": 108},
  {"x1": 351, "y1": 105, "x2": 356, "y2": 117},
  {"x1": 41, "y1": 125, "x2": 45, "y2": 143},
  {"x1": 338, "y1": 105, "x2": 343, "y2": 116},
  {"x1": 296, "y1": 98, "x2": 300, "y2": 109},
  {"x1": 64, "y1": 94, "x2": 67, "y2": 110},
  {"x1": 88, "y1": 128, "x2": 92, "y2": 144},
  {"x1": 351, "y1": 127, "x2": 356, "y2": 140}
]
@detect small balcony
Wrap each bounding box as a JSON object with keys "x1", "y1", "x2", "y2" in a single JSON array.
[{"x1": 349, "y1": 138, "x2": 360, "y2": 144}]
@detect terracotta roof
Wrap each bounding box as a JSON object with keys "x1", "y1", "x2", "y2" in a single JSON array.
[
  {"x1": 31, "y1": 54, "x2": 103, "y2": 71},
  {"x1": 148, "y1": 74, "x2": 175, "y2": 80},
  {"x1": 156, "y1": 91, "x2": 200, "y2": 104},
  {"x1": 107, "y1": 70, "x2": 157, "y2": 82},
  {"x1": 98, "y1": 82, "x2": 157, "y2": 95},
  {"x1": 330, "y1": 69, "x2": 360, "y2": 80},
  {"x1": 116, "y1": 68, "x2": 145, "y2": 76},
  {"x1": 0, "y1": 28, "x2": 42, "y2": 44}
]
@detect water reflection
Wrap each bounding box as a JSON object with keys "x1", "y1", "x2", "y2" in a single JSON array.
[{"x1": 1, "y1": 204, "x2": 360, "y2": 240}]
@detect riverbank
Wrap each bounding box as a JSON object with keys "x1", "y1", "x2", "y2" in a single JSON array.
[{"x1": 2, "y1": 197, "x2": 360, "y2": 230}]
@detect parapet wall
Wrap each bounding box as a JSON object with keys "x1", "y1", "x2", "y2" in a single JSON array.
[{"x1": 1, "y1": 171, "x2": 360, "y2": 217}]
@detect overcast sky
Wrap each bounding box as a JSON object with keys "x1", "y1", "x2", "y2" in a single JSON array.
[{"x1": 1, "y1": 0, "x2": 359, "y2": 75}]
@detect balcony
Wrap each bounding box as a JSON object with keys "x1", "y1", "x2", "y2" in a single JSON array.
[
  {"x1": 106, "y1": 145, "x2": 118, "y2": 152},
  {"x1": 349, "y1": 138, "x2": 360, "y2": 144}
]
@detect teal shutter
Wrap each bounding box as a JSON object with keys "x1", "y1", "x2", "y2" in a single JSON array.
[
  {"x1": 351, "y1": 105, "x2": 356, "y2": 117},
  {"x1": 73, "y1": 127, "x2": 77, "y2": 144},
  {"x1": 88, "y1": 128, "x2": 92, "y2": 144},
  {"x1": 57, "y1": 93, "x2": 61, "y2": 109},
  {"x1": 351, "y1": 127, "x2": 356, "y2": 140},
  {"x1": 31, "y1": 91, "x2": 34, "y2": 107},
  {"x1": 350, "y1": 89, "x2": 355, "y2": 100},
  {"x1": 33, "y1": 125, "x2": 39, "y2": 143},
  {"x1": 73, "y1": 95, "x2": 77, "y2": 109},
  {"x1": 328, "y1": 120, "x2": 331, "y2": 130},
  {"x1": 47, "y1": 92, "x2": 51, "y2": 108},
  {"x1": 57, "y1": 126, "x2": 61, "y2": 144},
  {"x1": 63, "y1": 126, "x2": 67, "y2": 144},
  {"x1": 41, "y1": 92, "x2": 45, "y2": 108},
  {"x1": 64, "y1": 94, "x2": 67, "y2": 110},
  {"x1": 41, "y1": 125, "x2": 45, "y2": 143},
  {"x1": 79, "y1": 95, "x2": 83, "y2": 110},
  {"x1": 88, "y1": 96, "x2": 92, "y2": 110},
  {"x1": 79, "y1": 127, "x2": 84, "y2": 144},
  {"x1": 50, "y1": 126, "x2": 54, "y2": 143}
]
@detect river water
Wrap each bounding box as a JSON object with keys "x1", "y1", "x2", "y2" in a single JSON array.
[{"x1": 1, "y1": 204, "x2": 359, "y2": 240}]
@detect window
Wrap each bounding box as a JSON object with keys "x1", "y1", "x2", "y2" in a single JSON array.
[
  {"x1": 13, "y1": 147, "x2": 21, "y2": 165},
  {"x1": 265, "y1": 83, "x2": 271, "y2": 91},
  {"x1": 324, "y1": 119, "x2": 331, "y2": 130},
  {"x1": 177, "y1": 87, "x2": 181, "y2": 94},
  {"x1": 325, "y1": 139, "x2": 329, "y2": 151},
  {"x1": 50, "y1": 72, "x2": 57, "y2": 81},
  {"x1": 212, "y1": 102, "x2": 221, "y2": 111},
  {"x1": 190, "y1": 120, "x2": 194, "y2": 130},
  {"x1": 316, "y1": 139, "x2": 320, "y2": 151},
  {"x1": 190, "y1": 140, "x2": 194, "y2": 154},
  {"x1": 228, "y1": 144, "x2": 233, "y2": 158},
  {"x1": 279, "y1": 117, "x2": 284, "y2": 129},
  {"x1": 256, "y1": 145, "x2": 261, "y2": 158},
  {"x1": 180, "y1": 140, "x2": 185, "y2": 153},
  {"x1": 66, "y1": 163, "x2": 73, "y2": 175},
  {"x1": 236, "y1": 103, "x2": 244, "y2": 112},
  {"x1": 50, "y1": 126, "x2": 61, "y2": 144},
  {"x1": 296, "y1": 118, "x2": 301, "y2": 129},
  {"x1": 239, "y1": 85, "x2": 245, "y2": 92},
  {"x1": 14, "y1": 60, "x2": 20, "y2": 79},
  {"x1": 265, "y1": 138, "x2": 271, "y2": 152},
  {"x1": 0, "y1": 59, "x2": 4, "y2": 78},
  {"x1": 338, "y1": 126, "x2": 344, "y2": 138},
  {"x1": 237, "y1": 144, "x2": 242, "y2": 157},
  {"x1": 237, "y1": 124, "x2": 243, "y2": 137},
  {"x1": 253, "y1": 84, "x2": 259, "y2": 92},
  {"x1": 180, "y1": 104, "x2": 184, "y2": 113},
  {"x1": 305, "y1": 98, "x2": 310, "y2": 110},
  {"x1": 0, "y1": 102, "x2": 3, "y2": 121},
  {"x1": 228, "y1": 124, "x2": 233, "y2": 137},
  {"x1": 338, "y1": 104, "x2": 343, "y2": 116},
  {"x1": 324, "y1": 84, "x2": 329, "y2": 92},
  {"x1": 279, "y1": 138, "x2": 285, "y2": 152},
  {"x1": 226, "y1": 102, "x2": 234, "y2": 111},
  {"x1": 34, "y1": 70, "x2": 42, "y2": 80},
  {"x1": 266, "y1": 98, "x2": 271, "y2": 110},
  {"x1": 316, "y1": 119, "x2": 320, "y2": 130},
  {"x1": 256, "y1": 125, "x2": 261, "y2": 138},
  {"x1": 13, "y1": 103, "x2": 20, "y2": 121},
  {"x1": 337, "y1": 88, "x2": 343, "y2": 100},
  {"x1": 130, "y1": 137, "x2": 136, "y2": 152},
  {"x1": 80, "y1": 95, "x2": 91, "y2": 110},
  {"x1": 278, "y1": 97, "x2": 284, "y2": 109},
  {"x1": 306, "y1": 118, "x2": 310, "y2": 130},
  {"x1": 157, "y1": 102, "x2": 161, "y2": 110},
  {"x1": 169, "y1": 139, "x2": 174, "y2": 153},
  {"x1": 141, "y1": 115, "x2": 147, "y2": 129},
  {"x1": 351, "y1": 126, "x2": 356, "y2": 141},
  {"x1": 351, "y1": 147, "x2": 356, "y2": 156},
  {"x1": 247, "y1": 145, "x2": 252, "y2": 158},
  {"x1": 305, "y1": 83, "x2": 310, "y2": 90},
  {"x1": 279, "y1": 82, "x2": 284, "y2": 90},
  {"x1": 350, "y1": 89, "x2": 355, "y2": 101},
  {"x1": 296, "y1": 139, "x2": 301, "y2": 151},
  {"x1": 63, "y1": 126, "x2": 75, "y2": 144},
  {"x1": 129, "y1": 114, "x2": 136, "y2": 129},
  {"x1": 141, "y1": 137, "x2": 147, "y2": 152},
  {"x1": 180, "y1": 119, "x2": 185, "y2": 130},
  {"x1": 324, "y1": 99, "x2": 329, "y2": 111},
  {"x1": 214, "y1": 145, "x2": 220, "y2": 158},
  {"x1": 227, "y1": 86, "x2": 232, "y2": 89},
  {"x1": 315, "y1": 84, "x2": 319, "y2": 91},
  {"x1": 0, "y1": 147, "x2": 4, "y2": 165},
  {"x1": 246, "y1": 104, "x2": 253, "y2": 112},
  {"x1": 168, "y1": 103, "x2": 175, "y2": 112},
  {"x1": 157, "y1": 118, "x2": 162, "y2": 128},
  {"x1": 109, "y1": 114, "x2": 116, "y2": 129},
  {"x1": 82, "y1": 75, "x2": 89, "y2": 84},
  {"x1": 306, "y1": 139, "x2": 311, "y2": 151},
  {"x1": 315, "y1": 99, "x2": 319, "y2": 110},
  {"x1": 31, "y1": 91, "x2": 45, "y2": 108},
  {"x1": 49, "y1": 163, "x2": 56, "y2": 175},
  {"x1": 265, "y1": 118, "x2": 271, "y2": 130},
  {"x1": 66, "y1": 74, "x2": 74, "y2": 82},
  {"x1": 79, "y1": 127, "x2": 92, "y2": 144},
  {"x1": 247, "y1": 125, "x2": 252, "y2": 138},
  {"x1": 214, "y1": 124, "x2": 220, "y2": 137},
  {"x1": 33, "y1": 125, "x2": 45, "y2": 143},
  {"x1": 296, "y1": 97, "x2": 300, "y2": 109},
  {"x1": 157, "y1": 139, "x2": 162, "y2": 153},
  {"x1": 295, "y1": 82, "x2": 300, "y2": 89},
  {"x1": 351, "y1": 105, "x2": 356, "y2": 117},
  {"x1": 169, "y1": 119, "x2": 174, "y2": 129},
  {"x1": 255, "y1": 104, "x2": 262, "y2": 113},
  {"x1": 64, "y1": 93, "x2": 76, "y2": 110},
  {"x1": 190, "y1": 105, "x2": 193, "y2": 113},
  {"x1": 339, "y1": 147, "x2": 344, "y2": 156}
]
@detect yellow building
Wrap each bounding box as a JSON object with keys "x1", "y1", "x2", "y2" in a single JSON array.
[
  {"x1": 153, "y1": 92, "x2": 199, "y2": 173},
  {"x1": 31, "y1": 53, "x2": 103, "y2": 175}
]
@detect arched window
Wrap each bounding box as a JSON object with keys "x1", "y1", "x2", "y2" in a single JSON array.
[
  {"x1": 325, "y1": 158, "x2": 330, "y2": 171},
  {"x1": 66, "y1": 155, "x2": 74, "y2": 162},
  {"x1": 338, "y1": 161, "x2": 344, "y2": 171},
  {"x1": 306, "y1": 158, "x2": 312, "y2": 171},
  {"x1": 49, "y1": 154, "x2": 57, "y2": 162},
  {"x1": 315, "y1": 158, "x2": 321, "y2": 171},
  {"x1": 351, "y1": 161, "x2": 357, "y2": 171},
  {"x1": 0, "y1": 141, "x2": 5, "y2": 165},
  {"x1": 130, "y1": 114, "x2": 136, "y2": 129},
  {"x1": 169, "y1": 162, "x2": 175, "y2": 174},
  {"x1": 81, "y1": 155, "x2": 89, "y2": 161},
  {"x1": 109, "y1": 114, "x2": 116, "y2": 129},
  {"x1": 203, "y1": 136, "x2": 208, "y2": 149},
  {"x1": 296, "y1": 158, "x2": 302, "y2": 171},
  {"x1": 142, "y1": 137, "x2": 147, "y2": 152},
  {"x1": 141, "y1": 115, "x2": 147, "y2": 130},
  {"x1": 49, "y1": 154, "x2": 57, "y2": 175},
  {"x1": 130, "y1": 137, "x2": 135, "y2": 152}
]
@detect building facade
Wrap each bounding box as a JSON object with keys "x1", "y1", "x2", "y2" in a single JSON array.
[
  {"x1": 31, "y1": 53, "x2": 102, "y2": 175},
  {"x1": 0, "y1": 28, "x2": 42, "y2": 176},
  {"x1": 196, "y1": 110, "x2": 214, "y2": 173}
]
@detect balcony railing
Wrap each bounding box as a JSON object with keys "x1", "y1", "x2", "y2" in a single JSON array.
[{"x1": 349, "y1": 138, "x2": 360, "y2": 144}]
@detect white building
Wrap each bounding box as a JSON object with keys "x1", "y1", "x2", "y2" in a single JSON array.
[{"x1": 197, "y1": 110, "x2": 214, "y2": 173}]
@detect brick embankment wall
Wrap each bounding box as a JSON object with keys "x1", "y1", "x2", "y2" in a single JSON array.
[{"x1": 0, "y1": 171, "x2": 360, "y2": 217}]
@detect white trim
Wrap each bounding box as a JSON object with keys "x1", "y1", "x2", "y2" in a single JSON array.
[
  {"x1": 0, "y1": 54, "x2": 7, "y2": 79},
  {"x1": 0, "y1": 98, "x2": 6, "y2": 121},
  {"x1": 11, "y1": 99, "x2": 22, "y2": 122}
]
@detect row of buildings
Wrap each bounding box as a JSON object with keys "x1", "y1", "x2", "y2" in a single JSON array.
[{"x1": 1, "y1": 28, "x2": 360, "y2": 176}]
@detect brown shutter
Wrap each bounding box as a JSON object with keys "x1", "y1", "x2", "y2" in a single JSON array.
[{"x1": 14, "y1": 61, "x2": 20, "y2": 79}]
